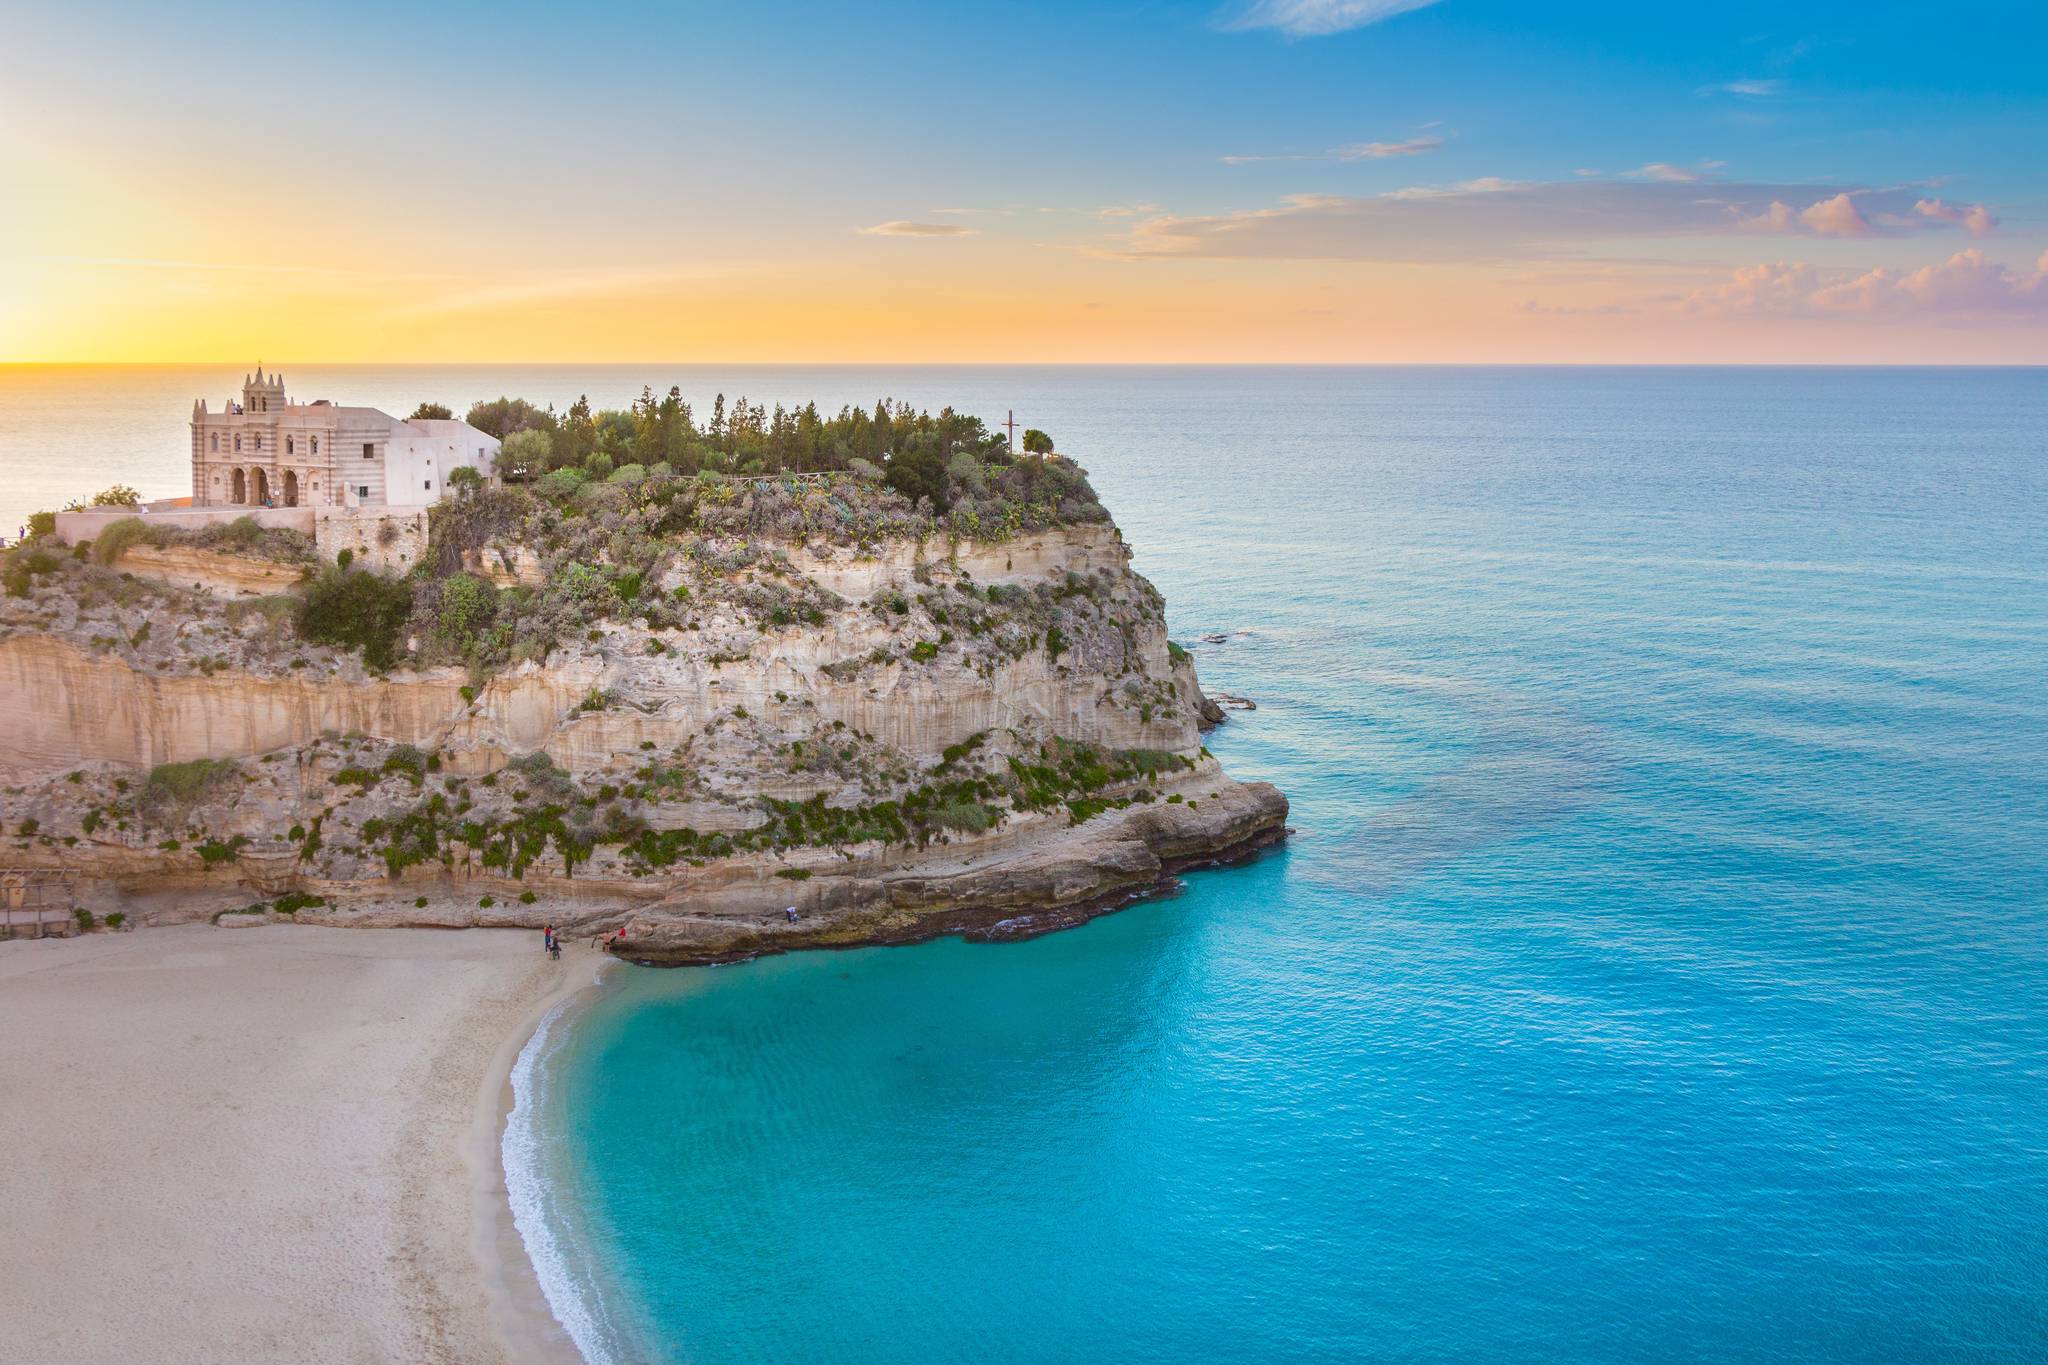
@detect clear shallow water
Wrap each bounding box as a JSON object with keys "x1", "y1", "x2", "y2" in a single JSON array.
[{"x1": 7, "y1": 366, "x2": 2047, "y2": 1360}]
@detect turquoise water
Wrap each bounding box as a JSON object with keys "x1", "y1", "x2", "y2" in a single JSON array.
[
  {"x1": 515, "y1": 368, "x2": 2048, "y2": 1362},
  {"x1": 9, "y1": 366, "x2": 2040, "y2": 1360}
]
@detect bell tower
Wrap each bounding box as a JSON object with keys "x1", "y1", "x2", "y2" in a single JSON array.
[{"x1": 242, "y1": 364, "x2": 286, "y2": 414}]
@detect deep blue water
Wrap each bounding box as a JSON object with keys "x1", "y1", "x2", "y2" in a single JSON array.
[{"x1": 509, "y1": 368, "x2": 2033, "y2": 1361}]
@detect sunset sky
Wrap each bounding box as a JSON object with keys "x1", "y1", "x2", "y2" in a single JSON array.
[{"x1": 3, "y1": 0, "x2": 2044, "y2": 363}]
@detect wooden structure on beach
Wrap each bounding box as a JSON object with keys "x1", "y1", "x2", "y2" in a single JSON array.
[{"x1": 0, "y1": 869, "x2": 81, "y2": 939}]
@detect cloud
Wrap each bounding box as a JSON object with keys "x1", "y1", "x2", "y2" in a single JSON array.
[
  {"x1": 1093, "y1": 202, "x2": 1163, "y2": 218},
  {"x1": 1627, "y1": 162, "x2": 1721, "y2": 182},
  {"x1": 860, "y1": 221, "x2": 976, "y2": 237},
  {"x1": 1681, "y1": 262, "x2": 1826, "y2": 316},
  {"x1": 1517, "y1": 300, "x2": 1636, "y2": 316},
  {"x1": 1224, "y1": 134, "x2": 1442, "y2": 165},
  {"x1": 1333, "y1": 135, "x2": 1444, "y2": 160},
  {"x1": 1732, "y1": 192, "x2": 1872, "y2": 237},
  {"x1": 1222, "y1": 0, "x2": 1442, "y2": 37},
  {"x1": 1914, "y1": 197, "x2": 1997, "y2": 237},
  {"x1": 1684, "y1": 250, "x2": 2048, "y2": 317},
  {"x1": 1706, "y1": 79, "x2": 1783, "y2": 96},
  {"x1": 1814, "y1": 249, "x2": 2046, "y2": 314},
  {"x1": 1796, "y1": 191, "x2": 1873, "y2": 236},
  {"x1": 1111, "y1": 178, "x2": 1929, "y2": 264},
  {"x1": 1102, "y1": 173, "x2": 2007, "y2": 267}
]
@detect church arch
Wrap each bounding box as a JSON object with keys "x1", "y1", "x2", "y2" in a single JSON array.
[{"x1": 230, "y1": 468, "x2": 247, "y2": 504}]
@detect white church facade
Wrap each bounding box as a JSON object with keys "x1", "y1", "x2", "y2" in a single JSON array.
[{"x1": 191, "y1": 368, "x2": 500, "y2": 509}]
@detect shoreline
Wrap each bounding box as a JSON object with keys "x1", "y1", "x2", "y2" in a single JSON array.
[{"x1": 475, "y1": 948, "x2": 618, "y2": 1365}]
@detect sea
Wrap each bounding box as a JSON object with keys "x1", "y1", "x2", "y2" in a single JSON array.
[{"x1": 5, "y1": 366, "x2": 2046, "y2": 1362}]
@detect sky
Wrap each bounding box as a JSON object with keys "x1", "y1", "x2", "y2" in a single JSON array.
[{"x1": 2, "y1": 0, "x2": 2045, "y2": 363}]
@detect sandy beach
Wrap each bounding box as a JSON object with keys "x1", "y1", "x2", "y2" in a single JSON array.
[{"x1": 0, "y1": 923, "x2": 591, "y2": 1365}]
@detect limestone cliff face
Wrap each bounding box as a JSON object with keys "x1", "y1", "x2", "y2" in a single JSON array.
[
  {"x1": 0, "y1": 635, "x2": 472, "y2": 772},
  {"x1": 112, "y1": 544, "x2": 306, "y2": 598},
  {"x1": 1, "y1": 521, "x2": 1286, "y2": 956},
  {"x1": 1, "y1": 525, "x2": 1188, "y2": 777}
]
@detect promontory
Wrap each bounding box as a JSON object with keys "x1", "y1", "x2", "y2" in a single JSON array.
[{"x1": 0, "y1": 389, "x2": 1287, "y2": 962}]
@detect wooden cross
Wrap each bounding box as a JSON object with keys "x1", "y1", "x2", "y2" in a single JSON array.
[{"x1": 1002, "y1": 409, "x2": 1019, "y2": 452}]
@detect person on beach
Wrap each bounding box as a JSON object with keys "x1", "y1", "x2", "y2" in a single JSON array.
[{"x1": 542, "y1": 925, "x2": 555, "y2": 953}]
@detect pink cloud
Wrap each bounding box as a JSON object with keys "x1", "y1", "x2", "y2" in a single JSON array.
[
  {"x1": 1333, "y1": 136, "x2": 1444, "y2": 160},
  {"x1": 1796, "y1": 193, "x2": 1874, "y2": 237},
  {"x1": 1630, "y1": 162, "x2": 1706, "y2": 182},
  {"x1": 1730, "y1": 192, "x2": 1874, "y2": 237},
  {"x1": 1913, "y1": 198, "x2": 1997, "y2": 237},
  {"x1": 1685, "y1": 250, "x2": 2048, "y2": 317},
  {"x1": 1813, "y1": 249, "x2": 2045, "y2": 313},
  {"x1": 1682, "y1": 262, "x2": 1824, "y2": 315}
]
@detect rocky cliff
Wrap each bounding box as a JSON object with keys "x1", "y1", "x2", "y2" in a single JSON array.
[{"x1": 0, "y1": 515, "x2": 1285, "y2": 960}]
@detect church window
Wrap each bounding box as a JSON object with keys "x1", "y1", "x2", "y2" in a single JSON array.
[
  {"x1": 209, "y1": 433, "x2": 219, "y2": 452},
  {"x1": 233, "y1": 435, "x2": 241, "y2": 452},
  {"x1": 287, "y1": 437, "x2": 294, "y2": 455},
  {"x1": 311, "y1": 438, "x2": 319, "y2": 455}
]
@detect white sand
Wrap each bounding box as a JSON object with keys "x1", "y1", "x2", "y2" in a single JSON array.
[{"x1": 0, "y1": 923, "x2": 589, "y2": 1365}]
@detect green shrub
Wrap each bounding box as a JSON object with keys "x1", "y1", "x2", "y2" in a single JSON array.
[
  {"x1": 297, "y1": 567, "x2": 413, "y2": 670},
  {"x1": 415, "y1": 895, "x2": 429, "y2": 908},
  {"x1": 382, "y1": 745, "x2": 429, "y2": 785},
  {"x1": 26, "y1": 510, "x2": 55, "y2": 540},
  {"x1": 106, "y1": 911, "x2": 127, "y2": 929},
  {"x1": 144, "y1": 758, "x2": 236, "y2": 812},
  {"x1": 75, "y1": 908, "x2": 96, "y2": 931},
  {"x1": 436, "y1": 572, "x2": 497, "y2": 651},
  {"x1": 774, "y1": 867, "x2": 813, "y2": 880},
  {"x1": 91, "y1": 517, "x2": 154, "y2": 565},
  {"x1": 479, "y1": 895, "x2": 496, "y2": 908},
  {"x1": 519, "y1": 890, "x2": 538, "y2": 904},
  {"x1": 273, "y1": 892, "x2": 325, "y2": 914},
  {"x1": 909, "y1": 640, "x2": 939, "y2": 662},
  {"x1": 195, "y1": 835, "x2": 251, "y2": 866},
  {"x1": 928, "y1": 800, "x2": 997, "y2": 833},
  {"x1": 336, "y1": 547, "x2": 353, "y2": 568}
]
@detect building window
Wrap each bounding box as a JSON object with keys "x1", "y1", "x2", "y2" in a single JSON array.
[
  {"x1": 234, "y1": 435, "x2": 241, "y2": 452},
  {"x1": 311, "y1": 439, "x2": 319, "y2": 455},
  {"x1": 357, "y1": 485, "x2": 370, "y2": 499},
  {"x1": 424, "y1": 479, "x2": 433, "y2": 490},
  {"x1": 210, "y1": 433, "x2": 219, "y2": 452},
  {"x1": 286, "y1": 437, "x2": 294, "y2": 455},
  {"x1": 363, "y1": 443, "x2": 375, "y2": 459}
]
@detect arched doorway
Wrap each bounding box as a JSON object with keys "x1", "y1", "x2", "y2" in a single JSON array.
[
  {"x1": 231, "y1": 468, "x2": 247, "y2": 504},
  {"x1": 283, "y1": 470, "x2": 300, "y2": 507},
  {"x1": 253, "y1": 468, "x2": 271, "y2": 506}
]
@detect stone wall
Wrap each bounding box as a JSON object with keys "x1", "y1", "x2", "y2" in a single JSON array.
[{"x1": 313, "y1": 506, "x2": 430, "y2": 573}]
